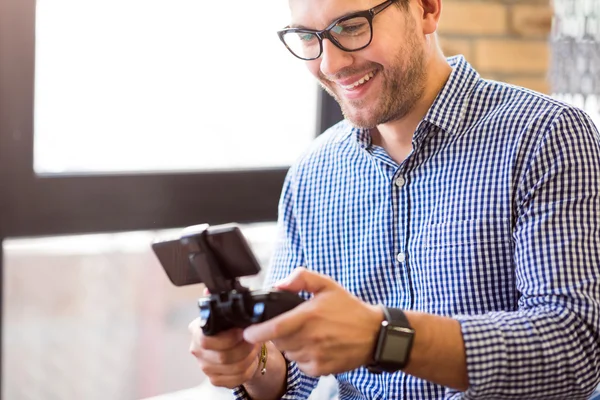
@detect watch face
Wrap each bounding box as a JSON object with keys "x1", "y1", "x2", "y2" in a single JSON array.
[{"x1": 381, "y1": 326, "x2": 414, "y2": 363}]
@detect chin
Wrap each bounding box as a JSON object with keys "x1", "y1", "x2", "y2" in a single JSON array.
[
  {"x1": 344, "y1": 115, "x2": 375, "y2": 129},
  {"x1": 341, "y1": 104, "x2": 379, "y2": 129},
  {"x1": 323, "y1": 86, "x2": 382, "y2": 128}
]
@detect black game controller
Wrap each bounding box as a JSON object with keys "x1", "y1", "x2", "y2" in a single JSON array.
[{"x1": 152, "y1": 223, "x2": 304, "y2": 336}]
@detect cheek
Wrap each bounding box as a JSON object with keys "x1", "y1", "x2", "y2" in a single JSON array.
[{"x1": 363, "y1": 45, "x2": 394, "y2": 69}]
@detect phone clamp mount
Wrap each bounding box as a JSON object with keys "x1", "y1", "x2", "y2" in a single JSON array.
[{"x1": 165, "y1": 224, "x2": 304, "y2": 336}]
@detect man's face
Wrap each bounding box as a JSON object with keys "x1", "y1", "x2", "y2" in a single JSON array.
[{"x1": 288, "y1": 0, "x2": 427, "y2": 129}]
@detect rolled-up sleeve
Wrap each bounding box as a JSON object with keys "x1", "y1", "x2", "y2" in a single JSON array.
[{"x1": 454, "y1": 107, "x2": 600, "y2": 399}]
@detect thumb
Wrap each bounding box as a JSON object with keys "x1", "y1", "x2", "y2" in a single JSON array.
[{"x1": 274, "y1": 267, "x2": 336, "y2": 294}]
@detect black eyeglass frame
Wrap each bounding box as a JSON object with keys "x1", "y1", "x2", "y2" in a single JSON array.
[{"x1": 277, "y1": 0, "x2": 396, "y2": 61}]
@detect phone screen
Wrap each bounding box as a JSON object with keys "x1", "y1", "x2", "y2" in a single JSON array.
[{"x1": 151, "y1": 224, "x2": 261, "y2": 287}]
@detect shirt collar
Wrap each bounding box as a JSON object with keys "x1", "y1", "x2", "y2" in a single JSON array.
[
  {"x1": 422, "y1": 55, "x2": 480, "y2": 135},
  {"x1": 345, "y1": 55, "x2": 480, "y2": 147}
]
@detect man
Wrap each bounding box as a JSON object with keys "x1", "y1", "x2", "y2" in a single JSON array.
[{"x1": 189, "y1": 0, "x2": 600, "y2": 398}]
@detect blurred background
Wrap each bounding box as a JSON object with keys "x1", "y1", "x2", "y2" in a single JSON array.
[{"x1": 1, "y1": 0, "x2": 599, "y2": 399}]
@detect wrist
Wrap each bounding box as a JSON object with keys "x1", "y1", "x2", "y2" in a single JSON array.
[
  {"x1": 249, "y1": 342, "x2": 271, "y2": 382},
  {"x1": 256, "y1": 343, "x2": 268, "y2": 376},
  {"x1": 244, "y1": 342, "x2": 288, "y2": 400},
  {"x1": 367, "y1": 307, "x2": 416, "y2": 373},
  {"x1": 365, "y1": 304, "x2": 386, "y2": 365}
]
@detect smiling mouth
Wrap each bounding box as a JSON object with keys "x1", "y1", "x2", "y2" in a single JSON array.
[{"x1": 340, "y1": 71, "x2": 377, "y2": 90}]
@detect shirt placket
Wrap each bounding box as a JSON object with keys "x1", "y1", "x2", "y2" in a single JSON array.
[
  {"x1": 392, "y1": 159, "x2": 413, "y2": 311},
  {"x1": 395, "y1": 122, "x2": 434, "y2": 312}
]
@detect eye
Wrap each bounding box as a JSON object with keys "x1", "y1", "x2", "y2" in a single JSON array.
[
  {"x1": 299, "y1": 33, "x2": 316, "y2": 42},
  {"x1": 331, "y1": 17, "x2": 370, "y2": 36},
  {"x1": 337, "y1": 24, "x2": 363, "y2": 33}
]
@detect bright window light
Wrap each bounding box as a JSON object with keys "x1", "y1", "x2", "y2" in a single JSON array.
[{"x1": 34, "y1": 0, "x2": 317, "y2": 174}]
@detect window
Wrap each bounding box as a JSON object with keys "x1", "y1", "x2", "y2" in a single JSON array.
[
  {"x1": 0, "y1": 0, "x2": 336, "y2": 398},
  {"x1": 0, "y1": 0, "x2": 341, "y2": 238},
  {"x1": 34, "y1": 0, "x2": 317, "y2": 174}
]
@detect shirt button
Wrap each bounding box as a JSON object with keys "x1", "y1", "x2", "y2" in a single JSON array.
[
  {"x1": 396, "y1": 252, "x2": 406, "y2": 263},
  {"x1": 394, "y1": 176, "x2": 405, "y2": 187}
]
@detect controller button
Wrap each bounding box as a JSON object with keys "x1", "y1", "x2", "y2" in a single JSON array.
[
  {"x1": 199, "y1": 308, "x2": 210, "y2": 327},
  {"x1": 253, "y1": 302, "x2": 266, "y2": 317}
]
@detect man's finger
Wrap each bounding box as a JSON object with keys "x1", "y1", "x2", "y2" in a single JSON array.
[
  {"x1": 243, "y1": 303, "x2": 311, "y2": 344},
  {"x1": 272, "y1": 336, "x2": 306, "y2": 356},
  {"x1": 274, "y1": 267, "x2": 336, "y2": 294},
  {"x1": 200, "y1": 329, "x2": 245, "y2": 351},
  {"x1": 188, "y1": 317, "x2": 201, "y2": 333},
  {"x1": 202, "y1": 341, "x2": 258, "y2": 365}
]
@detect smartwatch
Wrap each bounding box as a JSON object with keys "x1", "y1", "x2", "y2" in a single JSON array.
[{"x1": 367, "y1": 307, "x2": 415, "y2": 373}]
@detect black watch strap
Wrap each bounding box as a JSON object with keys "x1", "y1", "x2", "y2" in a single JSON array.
[
  {"x1": 367, "y1": 306, "x2": 414, "y2": 374},
  {"x1": 382, "y1": 306, "x2": 411, "y2": 328}
]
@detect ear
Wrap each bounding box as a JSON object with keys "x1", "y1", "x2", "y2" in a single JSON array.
[{"x1": 415, "y1": 0, "x2": 442, "y2": 35}]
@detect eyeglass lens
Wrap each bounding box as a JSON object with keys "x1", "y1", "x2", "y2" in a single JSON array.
[{"x1": 282, "y1": 16, "x2": 372, "y2": 60}]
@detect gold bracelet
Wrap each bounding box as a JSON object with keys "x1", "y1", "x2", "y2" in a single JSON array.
[{"x1": 258, "y1": 343, "x2": 268, "y2": 375}]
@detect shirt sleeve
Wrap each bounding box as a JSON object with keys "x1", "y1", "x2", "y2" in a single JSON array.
[
  {"x1": 232, "y1": 168, "x2": 320, "y2": 400},
  {"x1": 454, "y1": 107, "x2": 600, "y2": 399}
]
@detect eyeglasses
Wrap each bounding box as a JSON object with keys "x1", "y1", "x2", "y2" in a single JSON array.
[{"x1": 277, "y1": 0, "x2": 396, "y2": 61}]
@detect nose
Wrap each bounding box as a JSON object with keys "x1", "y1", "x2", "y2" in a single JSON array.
[{"x1": 319, "y1": 39, "x2": 353, "y2": 78}]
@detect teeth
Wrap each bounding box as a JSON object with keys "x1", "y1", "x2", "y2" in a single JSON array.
[{"x1": 341, "y1": 71, "x2": 376, "y2": 90}]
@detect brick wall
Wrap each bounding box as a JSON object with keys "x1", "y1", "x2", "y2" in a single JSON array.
[{"x1": 438, "y1": 0, "x2": 553, "y2": 94}]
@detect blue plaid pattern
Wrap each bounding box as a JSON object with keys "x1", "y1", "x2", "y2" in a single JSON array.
[{"x1": 233, "y1": 56, "x2": 600, "y2": 399}]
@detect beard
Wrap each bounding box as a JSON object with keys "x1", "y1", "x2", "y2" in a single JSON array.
[{"x1": 317, "y1": 21, "x2": 427, "y2": 129}]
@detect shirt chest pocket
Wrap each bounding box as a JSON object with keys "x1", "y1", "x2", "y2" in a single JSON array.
[
  {"x1": 415, "y1": 218, "x2": 516, "y2": 314},
  {"x1": 424, "y1": 218, "x2": 512, "y2": 248}
]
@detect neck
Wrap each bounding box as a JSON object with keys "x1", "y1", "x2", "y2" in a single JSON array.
[{"x1": 371, "y1": 47, "x2": 452, "y2": 163}]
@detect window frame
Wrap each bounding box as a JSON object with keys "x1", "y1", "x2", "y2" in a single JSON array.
[
  {"x1": 0, "y1": 0, "x2": 343, "y2": 392},
  {"x1": 0, "y1": 0, "x2": 343, "y2": 239}
]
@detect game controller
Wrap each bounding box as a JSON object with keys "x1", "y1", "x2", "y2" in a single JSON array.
[
  {"x1": 197, "y1": 288, "x2": 305, "y2": 336},
  {"x1": 152, "y1": 223, "x2": 304, "y2": 336}
]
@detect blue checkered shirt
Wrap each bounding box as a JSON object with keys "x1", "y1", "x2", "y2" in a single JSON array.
[{"x1": 234, "y1": 56, "x2": 600, "y2": 399}]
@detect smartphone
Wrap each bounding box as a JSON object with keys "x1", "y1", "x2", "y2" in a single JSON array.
[{"x1": 151, "y1": 223, "x2": 261, "y2": 287}]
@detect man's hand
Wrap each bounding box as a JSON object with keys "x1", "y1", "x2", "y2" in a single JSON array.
[
  {"x1": 188, "y1": 320, "x2": 261, "y2": 389},
  {"x1": 243, "y1": 267, "x2": 384, "y2": 377}
]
